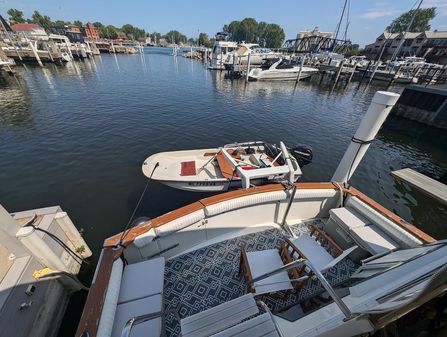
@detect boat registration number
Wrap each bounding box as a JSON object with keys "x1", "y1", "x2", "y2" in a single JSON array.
[{"x1": 188, "y1": 182, "x2": 223, "y2": 186}]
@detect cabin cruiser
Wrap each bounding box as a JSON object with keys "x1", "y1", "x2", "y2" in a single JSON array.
[
  {"x1": 75, "y1": 91, "x2": 447, "y2": 337},
  {"x1": 142, "y1": 141, "x2": 313, "y2": 192},
  {"x1": 249, "y1": 58, "x2": 319, "y2": 81},
  {"x1": 224, "y1": 43, "x2": 283, "y2": 67},
  {"x1": 209, "y1": 41, "x2": 238, "y2": 70},
  {"x1": 348, "y1": 55, "x2": 369, "y2": 68}
]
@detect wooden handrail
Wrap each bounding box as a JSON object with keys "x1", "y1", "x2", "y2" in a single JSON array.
[{"x1": 75, "y1": 247, "x2": 123, "y2": 337}]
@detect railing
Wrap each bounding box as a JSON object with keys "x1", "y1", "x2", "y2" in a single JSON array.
[{"x1": 121, "y1": 311, "x2": 163, "y2": 337}]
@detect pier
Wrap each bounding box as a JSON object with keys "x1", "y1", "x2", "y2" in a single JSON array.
[{"x1": 391, "y1": 168, "x2": 447, "y2": 205}]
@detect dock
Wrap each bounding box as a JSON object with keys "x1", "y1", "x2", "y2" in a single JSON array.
[{"x1": 391, "y1": 168, "x2": 447, "y2": 205}]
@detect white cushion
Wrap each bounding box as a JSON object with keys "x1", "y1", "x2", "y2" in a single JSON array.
[
  {"x1": 181, "y1": 294, "x2": 258, "y2": 337},
  {"x1": 118, "y1": 257, "x2": 165, "y2": 304},
  {"x1": 329, "y1": 207, "x2": 370, "y2": 230},
  {"x1": 291, "y1": 234, "x2": 334, "y2": 271},
  {"x1": 154, "y1": 209, "x2": 205, "y2": 237},
  {"x1": 211, "y1": 313, "x2": 279, "y2": 337},
  {"x1": 351, "y1": 225, "x2": 399, "y2": 254},
  {"x1": 134, "y1": 228, "x2": 157, "y2": 248},
  {"x1": 247, "y1": 249, "x2": 293, "y2": 294},
  {"x1": 111, "y1": 294, "x2": 162, "y2": 337}
]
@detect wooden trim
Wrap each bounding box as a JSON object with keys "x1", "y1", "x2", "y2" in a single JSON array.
[
  {"x1": 309, "y1": 224, "x2": 343, "y2": 257},
  {"x1": 346, "y1": 187, "x2": 435, "y2": 243},
  {"x1": 75, "y1": 247, "x2": 123, "y2": 337}
]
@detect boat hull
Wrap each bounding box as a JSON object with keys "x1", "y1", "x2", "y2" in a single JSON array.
[{"x1": 249, "y1": 67, "x2": 318, "y2": 81}]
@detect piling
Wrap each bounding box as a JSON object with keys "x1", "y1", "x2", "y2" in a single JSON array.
[
  {"x1": 425, "y1": 67, "x2": 440, "y2": 87},
  {"x1": 245, "y1": 52, "x2": 252, "y2": 83},
  {"x1": 346, "y1": 61, "x2": 357, "y2": 86},
  {"x1": 295, "y1": 56, "x2": 304, "y2": 84},
  {"x1": 358, "y1": 60, "x2": 371, "y2": 85},
  {"x1": 388, "y1": 64, "x2": 403, "y2": 87},
  {"x1": 333, "y1": 60, "x2": 345, "y2": 86},
  {"x1": 368, "y1": 61, "x2": 381, "y2": 84}
]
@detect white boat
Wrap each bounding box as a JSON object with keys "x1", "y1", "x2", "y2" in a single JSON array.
[
  {"x1": 143, "y1": 141, "x2": 313, "y2": 192},
  {"x1": 224, "y1": 43, "x2": 283, "y2": 67},
  {"x1": 75, "y1": 91, "x2": 447, "y2": 337},
  {"x1": 209, "y1": 40, "x2": 238, "y2": 70},
  {"x1": 249, "y1": 58, "x2": 319, "y2": 81}
]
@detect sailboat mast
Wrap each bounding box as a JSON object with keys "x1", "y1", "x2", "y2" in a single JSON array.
[
  {"x1": 390, "y1": 0, "x2": 424, "y2": 61},
  {"x1": 332, "y1": 0, "x2": 349, "y2": 50}
]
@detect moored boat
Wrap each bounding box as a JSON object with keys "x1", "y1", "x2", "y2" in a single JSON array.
[
  {"x1": 142, "y1": 141, "x2": 313, "y2": 192},
  {"x1": 249, "y1": 58, "x2": 319, "y2": 81},
  {"x1": 75, "y1": 91, "x2": 447, "y2": 337}
]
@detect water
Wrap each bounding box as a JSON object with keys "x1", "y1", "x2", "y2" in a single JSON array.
[{"x1": 0, "y1": 47, "x2": 446, "y2": 334}]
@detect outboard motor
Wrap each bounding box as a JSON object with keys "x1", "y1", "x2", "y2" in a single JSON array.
[{"x1": 289, "y1": 144, "x2": 313, "y2": 167}]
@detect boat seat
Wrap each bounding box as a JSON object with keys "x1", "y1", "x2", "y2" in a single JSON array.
[
  {"x1": 216, "y1": 152, "x2": 236, "y2": 179},
  {"x1": 210, "y1": 312, "x2": 280, "y2": 337},
  {"x1": 181, "y1": 293, "x2": 259, "y2": 337},
  {"x1": 118, "y1": 257, "x2": 165, "y2": 304},
  {"x1": 329, "y1": 207, "x2": 399, "y2": 255},
  {"x1": 180, "y1": 161, "x2": 196, "y2": 176},
  {"x1": 243, "y1": 248, "x2": 294, "y2": 295},
  {"x1": 111, "y1": 294, "x2": 162, "y2": 337}
]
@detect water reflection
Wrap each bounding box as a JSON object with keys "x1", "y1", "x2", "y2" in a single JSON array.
[{"x1": 0, "y1": 75, "x2": 32, "y2": 127}]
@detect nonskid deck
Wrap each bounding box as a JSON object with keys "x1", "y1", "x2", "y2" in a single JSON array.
[{"x1": 163, "y1": 220, "x2": 358, "y2": 336}]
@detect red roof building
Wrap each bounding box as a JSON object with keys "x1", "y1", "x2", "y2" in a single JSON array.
[
  {"x1": 11, "y1": 23, "x2": 48, "y2": 39},
  {"x1": 83, "y1": 23, "x2": 100, "y2": 40}
]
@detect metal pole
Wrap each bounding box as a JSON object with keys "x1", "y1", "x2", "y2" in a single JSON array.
[
  {"x1": 280, "y1": 185, "x2": 297, "y2": 233},
  {"x1": 388, "y1": 64, "x2": 403, "y2": 86},
  {"x1": 425, "y1": 67, "x2": 440, "y2": 87},
  {"x1": 346, "y1": 61, "x2": 357, "y2": 86},
  {"x1": 368, "y1": 61, "x2": 381, "y2": 84},
  {"x1": 220, "y1": 49, "x2": 223, "y2": 71},
  {"x1": 245, "y1": 52, "x2": 251, "y2": 82}
]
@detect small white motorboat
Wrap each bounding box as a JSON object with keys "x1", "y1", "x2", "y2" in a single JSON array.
[
  {"x1": 249, "y1": 58, "x2": 319, "y2": 81},
  {"x1": 142, "y1": 141, "x2": 313, "y2": 192}
]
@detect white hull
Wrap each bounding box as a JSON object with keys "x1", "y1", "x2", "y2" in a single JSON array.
[
  {"x1": 143, "y1": 141, "x2": 302, "y2": 192},
  {"x1": 249, "y1": 67, "x2": 318, "y2": 81}
]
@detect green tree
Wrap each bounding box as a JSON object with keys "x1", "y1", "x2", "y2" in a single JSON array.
[
  {"x1": 263, "y1": 24, "x2": 285, "y2": 48},
  {"x1": 386, "y1": 8, "x2": 436, "y2": 33},
  {"x1": 53, "y1": 20, "x2": 70, "y2": 27},
  {"x1": 93, "y1": 22, "x2": 104, "y2": 28},
  {"x1": 73, "y1": 20, "x2": 83, "y2": 27},
  {"x1": 198, "y1": 32, "x2": 213, "y2": 47},
  {"x1": 163, "y1": 30, "x2": 187, "y2": 44},
  {"x1": 31, "y1": 11, "x2": 52, "y2": 31},
  {"x1": 7, "y1": 8, "x2": 25, "y2": 24}
]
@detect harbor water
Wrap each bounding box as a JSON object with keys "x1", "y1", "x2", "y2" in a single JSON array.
[{"x1": 0, "y1": 47, "x2": 446, "y2": 334}]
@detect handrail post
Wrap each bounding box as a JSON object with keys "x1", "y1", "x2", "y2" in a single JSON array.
[{"x1": 304, "y1": 260, "x2": 352, "y2": 319}]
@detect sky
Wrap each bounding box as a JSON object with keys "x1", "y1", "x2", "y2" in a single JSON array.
[{"x1": 1, "y1": 0, "x2": 446, "y2": 46}]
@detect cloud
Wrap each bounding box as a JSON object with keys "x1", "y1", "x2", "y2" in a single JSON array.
[
  {"x1": 422, "y1": 0, "x2": 447, "y2": 16},
  {"x1": 361, "y1": 8, "x2": 396, "y2": 19}
]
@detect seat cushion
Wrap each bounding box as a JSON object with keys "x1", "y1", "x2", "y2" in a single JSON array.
[
  {"x1": 247, "y1": 249, "x2": 293, "y2": 294},
  {"x1": 211, "y1": 313, "x2": 280, "y2": 337},
  {"x1": 330, "y1": 207, "x2": 370, "y2": 230},
  {"x1": 118, "y1": 257, "x2": 165, "y2": 304},
  {"x1": 292, "y1": 234, "x2": 334, "y2": 271},
  {"x1": 351, "y1": 225, "x2": 399, "y2": 254},
  {"x1": 111, "y1": 294, "x2": 162, "y2": 337},
  {"x1": 181, "y1": 294, "x2": 258, "y2": 337}
]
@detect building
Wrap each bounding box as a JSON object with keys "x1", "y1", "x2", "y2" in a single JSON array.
[
  {"x1": 364, "y1": 31, "x2": 447, "y2": 64},
  {"x1": 297, "y1": 26, "x2": 332, "y2": 40},
  {"x1": 11, "y1": 23, "x2": 48, "y2": 40},
  {"x1": 82, "y1": 22, "x2": 100, "y2": 40},
  {"x1": 50, "y1": 25, "x2": 84, "y2": 43}
]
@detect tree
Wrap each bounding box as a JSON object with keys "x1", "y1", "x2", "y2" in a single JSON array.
[
  {"x1": 53, "y1": 20, "x2": 70, "y2": 27},
  {"x1": 221, "y1": 18, "x2": 285, "y2": 47},
  {"x1": 163, "y1": 30, "x2": 187, "y2": 44},
  {"x1": 93, "y1": 22, "x2": 104, "y2": 28},
  {"x1": 262, "y1": 24, "x2": 285, "y2": 48},
  {"x1": 386, "y1": 8, "x2": 436, "y2": 33},
  {"x1": 31, "y1": 11, "x2": 52, "y2": 31},
  {"x1": 198, "y1": 32, "x2": 212, "y2": 47},
  {"x1": 73, "y1": 20, "x2": 83, "y2": 27},
  {"x1": 7, "y1": 8, "x2": 25, "y2": 24}
]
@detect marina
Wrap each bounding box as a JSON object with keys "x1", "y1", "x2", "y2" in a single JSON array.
[{"x1": 0, "y1": 1, "x2": 446, "y2": 337}]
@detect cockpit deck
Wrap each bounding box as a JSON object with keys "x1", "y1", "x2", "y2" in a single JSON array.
[{"x1": 163, "y1": 220, "x2": 358, "y2": 336}]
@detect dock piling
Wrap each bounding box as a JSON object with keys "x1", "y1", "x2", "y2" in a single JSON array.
[{"x1": 245, "y1": 53, "x2": 252, "y2": 83}]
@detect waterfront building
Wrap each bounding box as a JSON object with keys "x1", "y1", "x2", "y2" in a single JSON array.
[
  {"x1": 11, "y1": 23, "x2": 48, "y2": 40},
  {"x1": 82, "y1": 22, "x2": 100, "y2": 40},
  {"x1": 364, "y1": 31, "x2": 447, "y2": 64}
]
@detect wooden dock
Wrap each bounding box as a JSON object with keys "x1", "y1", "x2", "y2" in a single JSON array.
[{"x1": 391, "y1": 168, "x2": 447, "y2": 205}]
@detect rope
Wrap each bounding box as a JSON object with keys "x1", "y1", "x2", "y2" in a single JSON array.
[
  {"x1": 118, "y1": 162, "x2": 159, "y2": 247},
  {"x1": 24, "y1": 214, "x2": 86, "y2": 265}
]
